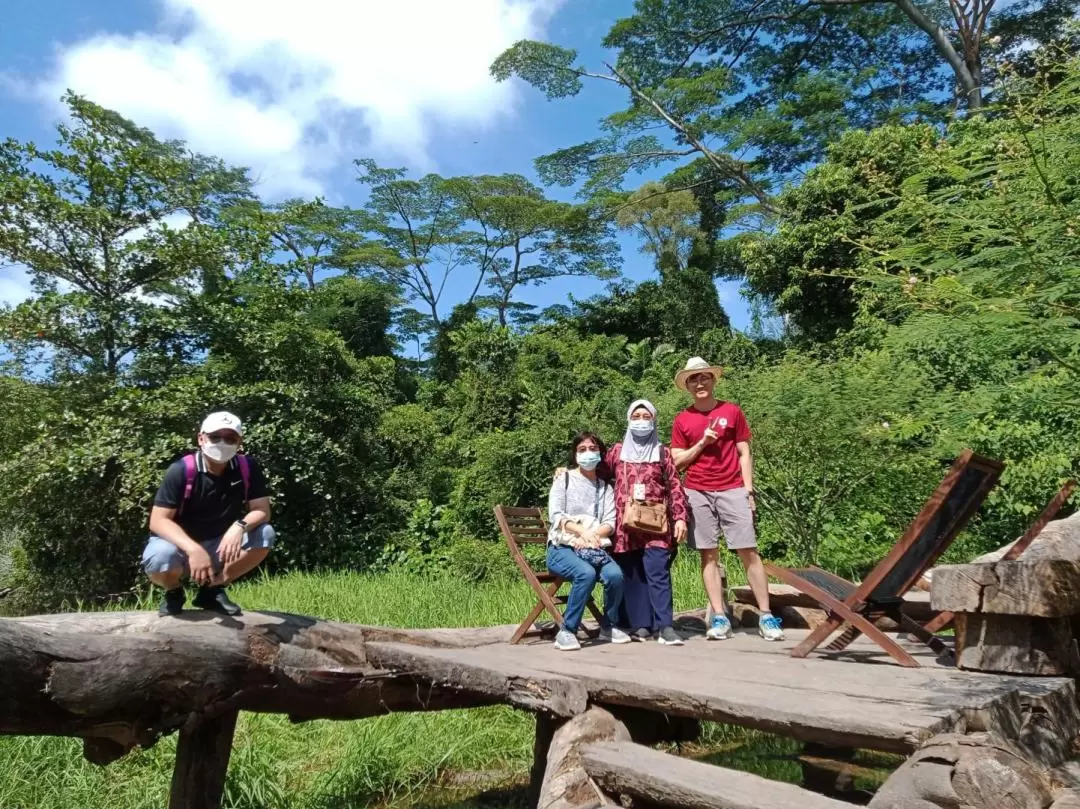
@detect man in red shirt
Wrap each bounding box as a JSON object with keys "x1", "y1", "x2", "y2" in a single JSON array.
[{"x1": 670, "y1": 357, "x2": 784, "y2": 641}]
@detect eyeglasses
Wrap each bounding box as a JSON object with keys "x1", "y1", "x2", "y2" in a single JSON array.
[
  {"x1": 687, "y1": 373, "x2": 713, "y2": 386},
  {"x1": 206, "y1": 432, "x2": 241, "y2": 445}
]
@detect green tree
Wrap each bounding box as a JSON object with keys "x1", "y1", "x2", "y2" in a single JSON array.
[
  {"x1": 354, "y1": 160, "x2": 471, "y2": 329},
  {"x1": 445, "y1": 174, "x2": 621, "y2": 325},
  {"x1": 0, "y1": 93, "x2": 250, "y2": 383},
  {"x1": 492, "y1": 0, "x2": 1079, "y2": 214}
]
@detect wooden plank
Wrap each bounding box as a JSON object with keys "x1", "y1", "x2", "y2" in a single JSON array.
[
  {"x1": 582, "y1": 740, "x2": 852, "y2": 809},
  {"x1": 494, "y1": 651, "x2": 957, "y2": 751},
  {"x1": 169, "y1": 711, "x2": 238, "y2": 809},
  {"x1": 732, "y1": 584, "x2": 936, "y2": 621},
  {"x1": 490, "y1": 636, "x2": 1076, "y2": 752},
  {"x1": 363, "y1": 641, "x2": 588, "y2": 718}
]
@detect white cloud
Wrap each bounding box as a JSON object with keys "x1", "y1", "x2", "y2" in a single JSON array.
[
  {"x1": 33, "y1": 0, "x2": 562, "y2": 198},
  {"x1": 0, "y1": 264, "x2": 33, "y2": 306}
]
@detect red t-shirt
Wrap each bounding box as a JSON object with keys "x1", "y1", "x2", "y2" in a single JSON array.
[{"x1": 671, "y1": 401, "x2": 751, "y2": 492}]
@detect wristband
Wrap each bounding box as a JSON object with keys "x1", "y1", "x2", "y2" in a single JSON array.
[{"x1": 235, "y1": 519, "x2": 249, "y2": 530}]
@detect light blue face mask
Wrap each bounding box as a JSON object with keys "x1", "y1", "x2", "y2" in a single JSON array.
[
  {"x1": 629, "y1": 419, "x2": 654, "y2": 437},
  {"x1": 576, "y1": 451, "x2": 601, "y2": 470}
]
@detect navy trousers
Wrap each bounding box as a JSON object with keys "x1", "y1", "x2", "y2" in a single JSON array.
[{"x1": 615, "y1": 547, "x2": 675, "y2": 632}]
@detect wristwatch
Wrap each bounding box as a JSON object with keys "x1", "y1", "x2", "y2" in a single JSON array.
[{"x1": 235, "y1": 519, "x2": 249, "y2": 530}]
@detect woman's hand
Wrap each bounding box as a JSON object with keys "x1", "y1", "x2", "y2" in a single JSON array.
[{"x1": 673, "y1": 519, "x2": 688, "y2": 544}]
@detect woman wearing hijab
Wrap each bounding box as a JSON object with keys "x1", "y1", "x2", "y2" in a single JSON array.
[{"x1": 605, "y1": 399, "x2": 689, "y2": 646}]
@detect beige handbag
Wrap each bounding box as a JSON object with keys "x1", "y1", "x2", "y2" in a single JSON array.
[{"x1": 620, "y1": 447, "x2": 671, "y2": 536}]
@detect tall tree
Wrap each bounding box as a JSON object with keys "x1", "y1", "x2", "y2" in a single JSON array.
[
  {"x1": 445, "y1": 174, "x2": 621, "y2": 325},
  {"x1": 354, "y1": 160, "x2": 470, "y2": 328},
  {"x1": 492, "y1": 0, "x2": 1078, "y2": 211},
  {"x1": 0, "y1": 93, "x2": 250, "y2": 382},
  {"x1": 224, "y1": 198, "x2": 384, "y2": 290}
]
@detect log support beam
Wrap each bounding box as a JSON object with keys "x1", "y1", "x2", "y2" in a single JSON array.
[{"x1": 169, "y1": 711, "x2": 239, "y2": 809}]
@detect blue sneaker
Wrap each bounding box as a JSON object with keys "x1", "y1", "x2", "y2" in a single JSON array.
[
  {"x1": 706, "y1": 613, "x2": 733, "y2": 640},
  {"x1": 759, "y1": 613, "x2": 785, "y2": 641}
]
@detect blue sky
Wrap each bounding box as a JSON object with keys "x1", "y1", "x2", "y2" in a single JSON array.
[{"x1": 0, "y1": 0, "x2": 752, "y2": 330}]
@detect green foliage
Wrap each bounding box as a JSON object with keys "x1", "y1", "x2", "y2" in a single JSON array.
[{"x1": 0, "y1": 93, "x2": 250, "y2": 382}]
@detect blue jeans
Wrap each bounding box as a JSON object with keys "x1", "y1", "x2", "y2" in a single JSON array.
[
  {"x1": 142, "y1": 524, "x2": 276, "y2": 576},
  {"x1": 546, "y1": 544, "x2": 625, "y2": 632}
]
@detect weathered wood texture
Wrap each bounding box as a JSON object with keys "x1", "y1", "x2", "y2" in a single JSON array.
[
  {"x1": 364, "y1": 641, "x2": 588, "y2": 717},
  {"x1": 1051, "y1": 791, "x2": 1080, "y2": 809},
  {"x1": 932, "y1": 560, "x2": 1080, "y2": 616},
  {"x1": 0, "y1": 611, "x2": 513, "y2": 761},
  {"x1": 922, "y1": 508, "x2": 1080, "y2": 591},
  {"x1": 454, "y1": 631, "x2": 1078, "y2": 757},
  {"x1": 953, "y1": 613, "x2": 1080, "y2": 676},
  {"x1": 169, "y1": 711, "x2": 238, "y2": 809},
  {"x1": 582, "y1": 740, "x2": 852, "y2": 809},
  {"x1": 538, "y1": 708, "x2": 628, "y2": 809},
  {"x1": 868, "y1": 733, "x2": 1055, "y2": 809}
]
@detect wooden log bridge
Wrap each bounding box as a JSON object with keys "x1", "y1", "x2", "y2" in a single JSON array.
[{"x1": 4, "y1": 606, "x2": 1080, "y2": 809}]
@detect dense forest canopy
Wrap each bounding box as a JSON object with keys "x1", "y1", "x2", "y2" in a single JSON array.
[{"x1": 1, "y1": 5, "x2": 1078, "y2": 613}]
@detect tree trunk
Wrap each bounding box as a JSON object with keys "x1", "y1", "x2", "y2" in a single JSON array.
[{"x1": 0, "y1": 611, "x2": 516, "y2": 763}]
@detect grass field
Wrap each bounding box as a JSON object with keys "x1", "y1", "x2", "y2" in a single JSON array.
[{"x1": 0, "y1": 554, "x2": 895, "y2": 809}]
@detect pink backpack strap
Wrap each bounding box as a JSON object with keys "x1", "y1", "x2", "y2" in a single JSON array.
[
  {"x1": 177, "y1": 454, "x2": 197, "y2": 516},
  {"x1": 237, "y1": 454, "x2": 251, "y2": 503}
]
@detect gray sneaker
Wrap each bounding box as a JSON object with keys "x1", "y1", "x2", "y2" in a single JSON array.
[
  {"x1": 600, "y1": 626, "x2": 632, "y2": 644},
  {"x1": 631, "y1": 628, "x2": 652, "y2": 642},
  {"x1": 554, "y1": 629, "x2": 581, "y2": 651},
  {"x1": 657, "y1": 626, "x2": 684, "y2": 646}
]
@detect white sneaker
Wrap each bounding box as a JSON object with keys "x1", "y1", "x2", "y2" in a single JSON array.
[
  {"x1": 706, "y1": 614, "x2": 734, "y2": 640},
  {"x1": 554, "y1": 629, "x2": 581, "y2": 651},
  {"x1": 758, "y1": 613, "x2": 785, "y2": 642},
  {"x1": 600, "y1": 626, "x2": 632, "y2": 644}
]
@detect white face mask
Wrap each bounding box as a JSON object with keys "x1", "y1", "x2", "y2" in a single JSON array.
[
  {"x1": 202, "y1": 441, "x2": 238, "y2": 464},
  {"x1": 629, "y1": 419, "x2": 654, "y2": 436}
]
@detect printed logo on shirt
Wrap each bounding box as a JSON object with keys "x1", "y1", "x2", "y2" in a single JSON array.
[{"x1": 230, "y1": 480, "x2": 242, "y2": 487}]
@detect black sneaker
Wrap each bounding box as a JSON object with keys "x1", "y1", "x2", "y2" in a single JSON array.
[
  {"x1": 158, "y1": 587, "x2": 186, "y2": 616},
  {"x1": 193, "y1": 585, "x2": 242, "y2": 616}
]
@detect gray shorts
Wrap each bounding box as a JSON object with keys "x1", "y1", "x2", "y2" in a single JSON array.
[{"x1": 687, "y1": 488, "x2": 757, "y2": 551}]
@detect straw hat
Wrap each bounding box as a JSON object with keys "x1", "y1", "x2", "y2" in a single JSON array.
[{"x1": 674, "y1": 356, "x2": 724, "y2": 391}]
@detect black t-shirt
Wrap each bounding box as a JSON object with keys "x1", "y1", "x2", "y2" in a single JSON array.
[{"x1": 154, "y1": 453, "x2": 270, "y2": 542}]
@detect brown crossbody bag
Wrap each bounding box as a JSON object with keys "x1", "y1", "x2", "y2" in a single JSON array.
[{"x1": 621, "y1": 446, "x2": 671, "y2": 536}]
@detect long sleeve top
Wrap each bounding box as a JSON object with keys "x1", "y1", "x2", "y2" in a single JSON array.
[
  {"x1": 604, "y1": 443, "x2": 689, "y2": 553},
  {"x1": 546, "y1": 468, "x2": 616, "y2": 546}
]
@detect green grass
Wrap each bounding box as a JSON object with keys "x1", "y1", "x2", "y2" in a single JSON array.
[{"x1": 0, "y1": 554, "x2": 765, "y2": 809}]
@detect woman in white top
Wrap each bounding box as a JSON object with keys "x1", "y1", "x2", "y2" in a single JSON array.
[{"x1": 546, "y1": 431, "x2": 628, "y2": 651}]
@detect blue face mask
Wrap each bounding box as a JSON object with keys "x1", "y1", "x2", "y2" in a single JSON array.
[
  {"x1": 629, "y1": 419, "x2": 654, "y2": 437},
  {"x1": 576, "y1": 451, "x2": 601, "y2": 470}
]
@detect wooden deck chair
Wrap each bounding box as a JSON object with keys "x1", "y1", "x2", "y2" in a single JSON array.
[
  {"x1": 495, "y1": 506, "x2": 604, "y2": 644},
  {"x1": 920, "y1": 479, "x2": 1076, "y2": 635},
  {"x1": 763, "y1": 450, "x2": 1004, "y2": 667}
]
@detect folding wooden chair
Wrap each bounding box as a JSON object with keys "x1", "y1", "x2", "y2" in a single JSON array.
[
  {"x1": 495, "y1": 505, "x2": 603, "y2": 644},
  {"x1": 763, "y1": 450, "x2": 1004, "y2": 667}
]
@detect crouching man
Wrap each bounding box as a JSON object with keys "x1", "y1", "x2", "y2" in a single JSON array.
[{"x1": 143, "y1": 411, "x2": 274, "y2": 616}]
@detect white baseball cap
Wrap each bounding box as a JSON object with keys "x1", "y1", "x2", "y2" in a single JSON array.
[{"x1": 200, "y1": 411, "x2": 243, "y2": 436}]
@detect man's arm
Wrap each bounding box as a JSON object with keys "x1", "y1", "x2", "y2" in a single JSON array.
[
  {"x1": 242, "y1": 497, "x2": 271, "y2": 527},
  {"x1": 148, "y1": 506, "x2": 201, "y2": 554},
  {"x1": 149, "y1": 506, "x2": 217, "y2": 584},
  {"x1": 736, "y1": 441, "x2": 756, "y2": 511},
  {"x1": 671, "y1": 425, "x2": 720, "y2": 472}
]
